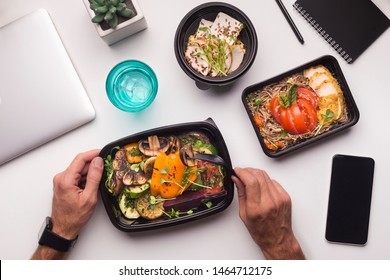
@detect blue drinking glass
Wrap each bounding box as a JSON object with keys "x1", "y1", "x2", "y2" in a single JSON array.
[{"x1": 106, "y1": 60, "x2": 158, "y2": 112}]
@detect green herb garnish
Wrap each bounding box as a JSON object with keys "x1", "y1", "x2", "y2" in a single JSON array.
[
  {"x1": 104, "y1": 146, "x2": 120, "y2": 192},
  {"x1": 314, "y1": 109, "x2": 335, "y2": 135},
  {"x1": 278, "y1": 84, "x2": 298, "y2": 108},
  {"x1": 163, "y1": 208, "x2": 195, "y2": 219}
]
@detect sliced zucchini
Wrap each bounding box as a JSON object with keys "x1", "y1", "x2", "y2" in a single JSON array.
[
  {"x1": 124, "y1": 183, "x2": 150, "y2": 199},
  {"x1": 135, "y1": 193, "x2": 164, "y2": 220},
  {"x1": 119, "y1": 193, "x2": 140, "y2": 219},
  {"x1": 194, "y1": 144, "x2": 218, "y2": 155}
]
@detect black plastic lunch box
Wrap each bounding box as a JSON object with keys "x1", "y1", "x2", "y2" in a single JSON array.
[
  {"x1": 241, "y1": 55, "x2": 360, "y2": 158},
  {"x1": 174, "y1": 2, "x2": 258, "y2": 90},
  {"x1": 98, "y1": 118, "x2": 234, "y2": 232}
]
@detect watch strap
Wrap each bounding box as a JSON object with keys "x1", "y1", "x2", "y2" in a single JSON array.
[{"x1": 39, "y1": 217, "x2": 78, "y2": 252}]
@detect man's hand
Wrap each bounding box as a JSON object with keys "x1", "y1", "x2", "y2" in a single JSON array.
[
  {"x1": 32, "y1": 150, "x2": 103, "y2": 259},
  {"x1": 51, "y1": 149, "x2": 104, "y2": 239},
  {"x1": 232, "y1": 167, "x2": 305, "y2": 260}
]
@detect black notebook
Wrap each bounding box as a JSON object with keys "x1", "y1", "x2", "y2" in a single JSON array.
[{"x1": 293, "y1": 0, "x2": 390, "y2": 63}]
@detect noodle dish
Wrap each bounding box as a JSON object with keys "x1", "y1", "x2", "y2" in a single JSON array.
[{"x1": 242, "y1": 56, "x2": 359, "y2": 157}]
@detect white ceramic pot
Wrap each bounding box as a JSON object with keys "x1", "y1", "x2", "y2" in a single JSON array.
[{"x1": 83, "y1": 0, "x2": 147, "y2": 45}]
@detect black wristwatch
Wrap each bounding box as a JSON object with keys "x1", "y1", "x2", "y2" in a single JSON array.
[{"x1": 38, "y1": 216, "x2": 78, "y2": 252}]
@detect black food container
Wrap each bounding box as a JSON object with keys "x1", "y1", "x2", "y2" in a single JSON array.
[
  {"x1": 99, "y1": 118, "x2": 234, "y2": 231},
  {"x1": 242, "y1": 55, "x2": 360, "y2": 158},
  {"x1": 174, "y1": 2, "x2": 258, "y2": 90}
]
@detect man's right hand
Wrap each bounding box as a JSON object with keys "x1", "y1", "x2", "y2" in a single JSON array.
[{"x1": 232, "y1": 167, "x2": 305, "y2": 260}]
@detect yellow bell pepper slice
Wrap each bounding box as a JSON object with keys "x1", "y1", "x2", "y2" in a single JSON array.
[
  {"x1": 124, "y1": 142, "x2": 144, "y2": 163},
  {"x1": 151, "y1": 151, "x2": 197, "y2": 199}
]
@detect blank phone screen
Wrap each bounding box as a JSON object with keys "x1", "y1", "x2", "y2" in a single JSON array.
[{"x1": 325, "y1": 154, "x2": 375, "y2": 245}]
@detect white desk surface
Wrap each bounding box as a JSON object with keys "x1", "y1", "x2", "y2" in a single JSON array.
[{"x1": 1, "y1": 0, "x2": 389, "y2": 260}]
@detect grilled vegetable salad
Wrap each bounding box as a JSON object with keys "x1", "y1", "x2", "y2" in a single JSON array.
[{"x1": 104, "y1": 132, "x2": 226, "y2": 221}]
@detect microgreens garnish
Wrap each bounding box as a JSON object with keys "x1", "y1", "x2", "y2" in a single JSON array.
[
  {"x1": 104, "y1": 146, "x2": 120, "y2": 191},
  {"x1": 160, "y1": 177, "x2": 184, "y2": 189},
  {"x1": 160, "y1": 166, "x2": 169, "y2": 174},
  {"x1": 148, "y1": 195, "x2": 175, "y2": 210},
  {"x1": 314, "y1": 109, "x2": 335, "y2": 136},
  {"x1": 163, "y1": 208, "x2": 195, "y2": 219},
  {"x1": 191, "y1": 27, "x2": 229, "y2": 76},
  {"x1": 130, "y1": 161, "x2": 145, "y2": 172}
]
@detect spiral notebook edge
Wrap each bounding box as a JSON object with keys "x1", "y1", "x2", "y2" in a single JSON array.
[{"x1": 293, "y1": 2, "x2": 353, "y2": 64}]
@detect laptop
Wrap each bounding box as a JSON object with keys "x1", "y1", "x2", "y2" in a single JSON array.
[{"x1": 0, "y1": 9, "x2": 95, "y2": 165}]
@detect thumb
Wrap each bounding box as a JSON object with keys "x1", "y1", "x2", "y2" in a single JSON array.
[
  {"x1": 84, "y1": 157, "x2": 104, "y2": 198},
  {"x1": 232, "y1": 168, "x2": 247, "y2": 218}
]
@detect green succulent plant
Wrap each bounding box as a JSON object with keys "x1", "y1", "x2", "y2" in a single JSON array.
[{"x1": 89, "y1": 0, "x2": 134, "y2": 29}]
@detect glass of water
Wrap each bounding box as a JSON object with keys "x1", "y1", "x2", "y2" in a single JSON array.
[{"x1": 106, "y1": 60, "x2": 158, "y2": 112}]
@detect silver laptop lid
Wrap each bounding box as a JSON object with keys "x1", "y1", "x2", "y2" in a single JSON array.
[{"x1": 0, "y1": 9, "x2": 95, "y2": 165}]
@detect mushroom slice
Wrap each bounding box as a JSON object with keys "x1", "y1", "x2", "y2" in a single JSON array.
[
  {"x1": 122, "y1": 170, "x2": 134, "y2": 186},
  {"x1": 168, "y1": 136, "x2": 181, "y2": 154},
  {"x1": 144, "y1": 157, "x2": 156, "y2": 177},
  {"x1": 112, "y1": 149, "x2": 128, "y2": 171},
  {"x1": 114, "y1": 149, "x2": 126, "y2": 161},
  {"x1": 180, "y1": 143, "x2": 196, "y2": 167},
  {"x1": 149, "y1": 135, "x2": 161, "y2": 151},
  {"x1": 112, "y1": 158, "x2": 127, "y2": 171},
  {"x1": 133, "y1": 172, "x2": 148, "y2": 185},
  {"x1": 123, "y1": 170, "x2": 149, "y2": 186},
  {"x1": 115, "y1": 170, "x2": 126, "y2": 180},
  {"x1": 108, "y1": 176, "x2": 124, "y2": 196},
  {"x1": 138, "y1": 136, "x2": 170, "y2": 157}
]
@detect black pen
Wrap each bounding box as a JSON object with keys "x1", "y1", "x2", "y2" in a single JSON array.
[{"x1": 275, "y1": 0, "x2": 304, "y2": 44}]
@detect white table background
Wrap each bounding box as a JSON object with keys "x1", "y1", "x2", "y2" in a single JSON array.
[{"x1": 1, "y1": 0, "x2": 389, "y2": 260}]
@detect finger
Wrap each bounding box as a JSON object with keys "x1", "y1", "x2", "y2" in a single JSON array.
[
  {"x1": 75, "y1": 163, "x2": 91, "y2": 189},
  {"x1": 66, "y1": 149, "x2": 101, "y2": 176},
  {"x1": 234, "y1": 168, "x2": 269, "y2": 221},
  {"x1": 236, "y1": 168, "x2": 265, "y2": 205},
  {"x1": 80, "y1": 162, "x2": 91, "y2": 176},
  {"x1": 83, "y1": 157, "x2": 104, "y2": 199},
  {"x1": 256, "y1": 170, "x2": 290, "y2": 209},
  {"x1": 232, "y1": 169, "x2": 247, "y2": 219},
  {"x1": 271, "y1": 179, "x2": 292, "y2": 206},
  {"x1": 62, "y1": 150, "x2": 101, "y2": 188},
  {"x1": 232, "y1": 176, "x2": 246, "y2": 201}
]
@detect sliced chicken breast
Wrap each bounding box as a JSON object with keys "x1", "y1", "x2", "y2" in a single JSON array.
[
  {"x1": 309, "y1": 72, "x2": 331, "y2": 91},
  {"x1": 228, "y1": 44, "x2": 245, "y2": 73},
  {"x1": 303, "y1": 65, "x2": 328, "y2": 80},
  {"x1": 185, "y1": 43, "x2": 210, "y2": 76}
]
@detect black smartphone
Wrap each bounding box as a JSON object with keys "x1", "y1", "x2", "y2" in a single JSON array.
[{"x1": 325, "y1": 154, "x2": 375, "y2": 245}]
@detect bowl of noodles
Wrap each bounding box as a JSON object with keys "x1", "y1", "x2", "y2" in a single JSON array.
[{"x1": 242, "y1": 55, "x2": 359, "y2": 158}]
